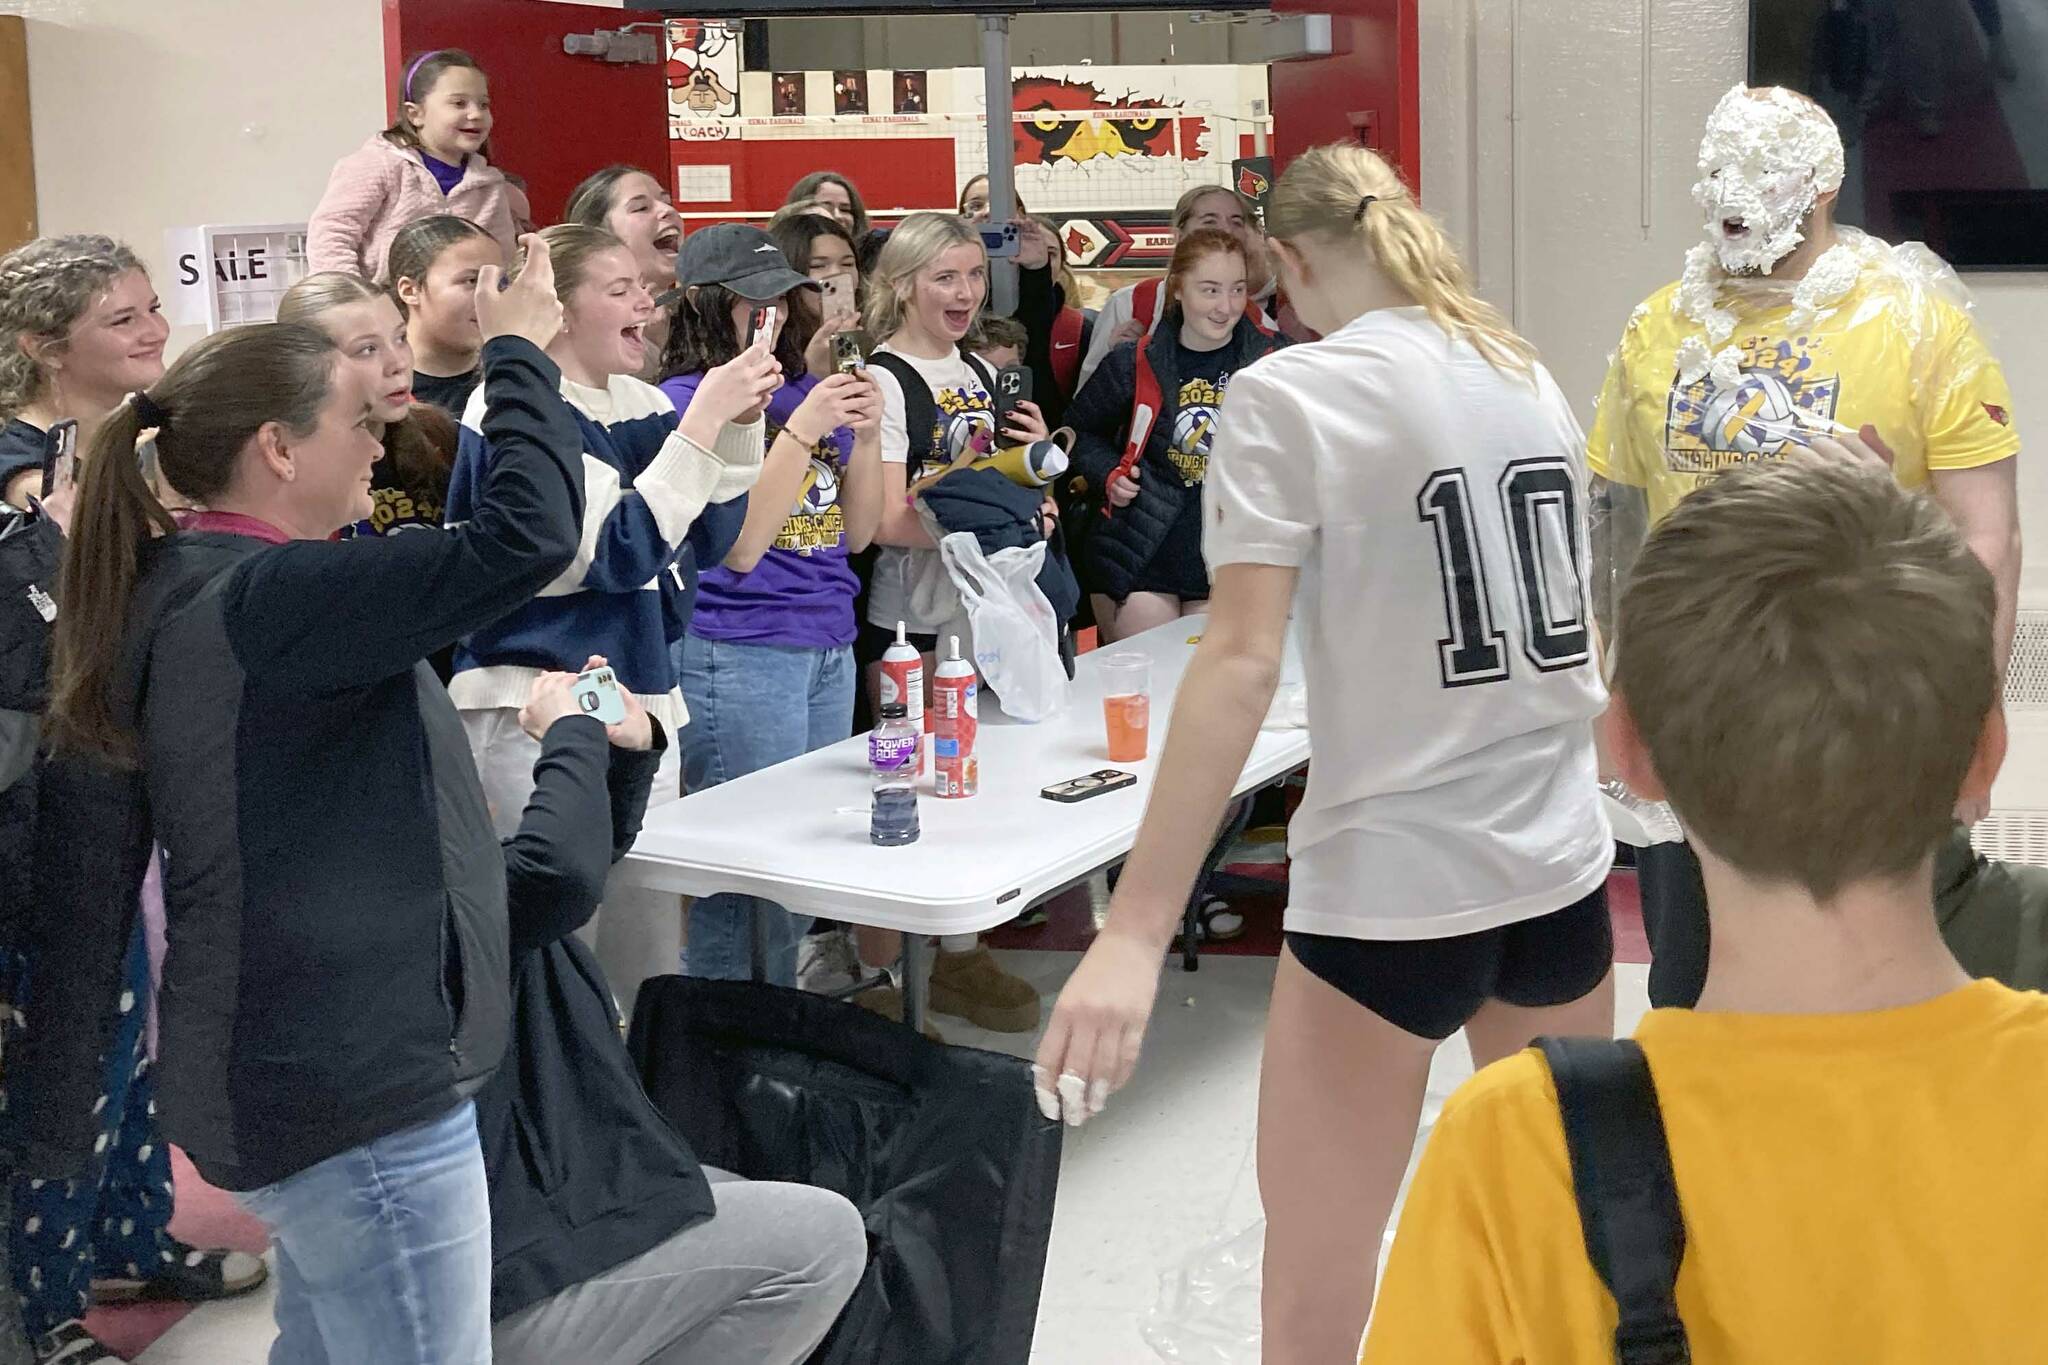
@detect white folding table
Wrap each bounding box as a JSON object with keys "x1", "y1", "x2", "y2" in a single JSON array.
[{"x1": 614, "y1": 617, "x2": 1311, "y2": 1029}]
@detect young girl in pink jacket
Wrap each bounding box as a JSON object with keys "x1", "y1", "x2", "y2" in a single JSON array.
[{"x1": 308, "y1": 49, "x2": 520, "y2": 281}]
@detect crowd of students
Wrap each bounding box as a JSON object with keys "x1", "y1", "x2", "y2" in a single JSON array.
[{"x1": 0, "y1": 49, "x2": 2042, "y2": 1365}]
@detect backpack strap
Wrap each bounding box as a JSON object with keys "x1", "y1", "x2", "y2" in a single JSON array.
[
  {"x1": 1103, "y1": 338, "x2": 1165, "y2": 521},
  {"x1": 865, "y1": 351, "x2": 943, "y2": 474},
  {"x1": 1133, "y1": 276, "x2": 1167, "y2": 336},
  {"x1": 960, "y1": 349, "x2": 998, "y2": 394},
  {"x1": 1535, "y1": 1037, "x2": 1692, "y2": 1365}
]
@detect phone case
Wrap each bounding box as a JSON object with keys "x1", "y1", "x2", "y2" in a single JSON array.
[
  {"x1": 833, "y1": 332, "x2": 867, "y2": 372},
  {"x1": 1040, "y1": 770, "x2": 1137, "y2": 803},
  {"x1": 995, "y1": 366, "x2": 1033, "y2": 429},
  {"x1": 571, "y1": 668, "x2": 627, "y2": 725}
]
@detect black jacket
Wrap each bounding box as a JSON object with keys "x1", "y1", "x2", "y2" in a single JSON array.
[
  {"x1": 1067, "y1": 316, "x2": 1281, "y2": 600},
  {"x1": 479, "y1": 718, "x2": 716, "y2": 1320},
  {"x1": 920, "y1": 467, "x2": 1082, "y2": 626},
  {"x1": 0, "y1": 510, "x2": 60, "y2": 963},
  {"x1": 25, "y1": 338, "x2": 585, "y2": 1190}
]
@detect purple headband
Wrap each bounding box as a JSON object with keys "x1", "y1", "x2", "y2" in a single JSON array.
[{"x1": 403, "y1": 51, "x2": 439, "y2": 102}]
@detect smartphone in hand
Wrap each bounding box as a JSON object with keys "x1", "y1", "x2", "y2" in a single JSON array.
[
  {"x1": 819, "y1": 272, "x2": 858, "y2": 322},
  {"x1": 994, "y1": 366, "x2": 1034, "y2": 437},
  {"x1": 40, "y1": 419, "x2": 79, "y2": 501},
  {"x1": 978, "y1": 222, "x2": 1021, "y2": 260},
  {"x1": 745, "y1": 304, "x2": 779, "y2": 350},
  {"x1": 571, "y1": 666, "x2": 627, "y2": 725},
  {"x1": 832, "y1": 331, "x2": 868, "y2": 374}
]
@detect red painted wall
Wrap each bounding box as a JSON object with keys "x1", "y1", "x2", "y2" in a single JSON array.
[
  {"x1": 1267, "y1": 0, "x2": 1420, "y2": 194},
  {"x1": 385, "y1": 0, "x2": 671, "y2": 225},
  {"x1": 670, "y1": 136, "x2": 959, "y2": 220}
]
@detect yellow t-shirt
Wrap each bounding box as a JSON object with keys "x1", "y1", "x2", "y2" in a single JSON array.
[
  {"x1": 1586, "y1": 269, "x2": 2020, "y2": 524},
  {"x1": 1361, "y1": 980, "x2": 2048, "y2": 1364}
]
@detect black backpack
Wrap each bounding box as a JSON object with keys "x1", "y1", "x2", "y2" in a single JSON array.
[{"x1": 1535, "y1": 1036, "x2": 1692, "y2": 1365}]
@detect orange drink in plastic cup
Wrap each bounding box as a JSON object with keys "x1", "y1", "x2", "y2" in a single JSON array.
[{"x1": 1099, "y1": 654, "x2": 1151, "y2": 763}]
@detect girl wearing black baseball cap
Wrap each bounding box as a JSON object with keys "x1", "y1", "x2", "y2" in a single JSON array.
[{"x1": 658, "y1": 223, "x2": 885, "y2": 985}]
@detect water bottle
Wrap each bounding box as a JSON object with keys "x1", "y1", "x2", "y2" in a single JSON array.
[{"x1": 870, "y1": 701, "x2": 921, "y2": 846}]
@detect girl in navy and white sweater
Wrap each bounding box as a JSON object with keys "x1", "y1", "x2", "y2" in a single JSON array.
[{"x1": 444, "y1": 222, "x2": 780, "y2": 1010}]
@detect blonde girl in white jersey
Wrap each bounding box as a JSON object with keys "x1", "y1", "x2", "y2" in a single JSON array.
[{"x1": 1036, "y1": 143, "x2": 1615, "y2": 1362}]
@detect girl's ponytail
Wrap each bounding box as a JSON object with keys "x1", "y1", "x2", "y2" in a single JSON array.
[
  {"x1": 1267, "y1": 143, "x2": 1539, "y2": 379},
  {"x1": 46, "y1": 398, "x2": 175, "y2": 763},
  {"x1": 47, "y1": 324, "x2": 340, "y2": 764}
]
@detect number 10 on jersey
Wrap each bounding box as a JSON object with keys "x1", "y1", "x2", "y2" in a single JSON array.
[{"x1": 1417, "y1": 459, "x2": 1591, "y2": 688}]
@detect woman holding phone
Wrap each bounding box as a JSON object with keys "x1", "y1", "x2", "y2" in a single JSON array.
[
  {"x1": 658, "y1": 222, "x2": 885, "y2": 985},
  {"x1": 444, "y1": 222, "x2": 777, "y2": 1016},
  {"x1": 0, "y1": 238, "x2": 267, "y2": 1365},
  {"x1": 39, "y1": 237, "x2": 590, "y2": 1362},
  {"x1": 0, "y1": 237, "x2": 169, "y2": 519},
  {"x1": 766, "y1": 212, "x2": 864, "y2": 383},
  {"x1": 856, "y1": 213, "x2": 1051, "y2": 1033}
]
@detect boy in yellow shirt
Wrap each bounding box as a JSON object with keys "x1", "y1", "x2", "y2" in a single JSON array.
[
  {"x1": 1589, "y1": 86, "x2": 2022, "y2": 1008},
  {"x1": 1361, "y1": 455, "x2": 2047, "y2": 1364}
]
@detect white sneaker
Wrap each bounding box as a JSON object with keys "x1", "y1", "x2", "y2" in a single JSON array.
[
  {"x1": 1602, "y1": 780, "x2": 1685, "y2": 847},
  {"x1": 797, "y1": 928, "x2": 863, "y2": 994}
]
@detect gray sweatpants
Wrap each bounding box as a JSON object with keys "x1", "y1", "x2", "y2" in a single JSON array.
[{"x1": 492, "y1": 1171, "x2": 868, "y2": 1365}]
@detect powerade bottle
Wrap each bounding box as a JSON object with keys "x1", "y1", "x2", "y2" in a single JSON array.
[{"x1": 870, "y1": 702, "x2": 921, "y2": 846}]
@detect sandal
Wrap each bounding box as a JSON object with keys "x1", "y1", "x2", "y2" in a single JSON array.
[
  {"x1": 92, "y1": 1246, "x2": 267, "y2": 1305},
  {"x1": 1196, "y1": 898, "x2": 1246, "y2": 943}
]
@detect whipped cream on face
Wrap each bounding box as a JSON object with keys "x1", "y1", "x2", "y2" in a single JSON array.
[
  {"x1": 1692, "y1": 84, "x2": 1845, "y2": 276},
  {"x1": 1671, "y1": 85, "x2": 1855, "y2": 386}
]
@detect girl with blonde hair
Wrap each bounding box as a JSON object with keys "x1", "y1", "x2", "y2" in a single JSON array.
[
  {"x1": 443, "y1": 222, "x2": 779, "y2": 1016},
  {"x1": 849, "y1": 212, "x2": 1049, "y2": 1035},
  {"x1": 1038, "y1": 144, "x2": 1612, "y2": 1361},
  {"x1": 0, "y1": 236, "x2": 169, "y2": 516},
  {"x1": 279, "y1": 272, "x2": 461, "y2": 541}
]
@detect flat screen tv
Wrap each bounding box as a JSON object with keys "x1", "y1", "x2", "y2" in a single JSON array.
[{"x1": 1750, "y1": 0, "x2": 2048, "y2": 269}]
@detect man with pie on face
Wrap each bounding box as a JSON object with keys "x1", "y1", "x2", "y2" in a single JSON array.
[{"x1": 1587, "y1": 84, "x2": 2023, "y2": 1009}]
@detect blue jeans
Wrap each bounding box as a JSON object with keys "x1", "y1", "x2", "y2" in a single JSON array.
[
  {"x1": 677, "y1": 635, "x2": 855, "y2": 984},
  {"x1": 234, "y1": 1102, "x2": 491, "y2": 1365}
]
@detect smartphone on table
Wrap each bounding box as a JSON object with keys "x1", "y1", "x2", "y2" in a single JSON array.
[{"x1": 1040, "y1": 770, "x2": 1137, "y2": 803}]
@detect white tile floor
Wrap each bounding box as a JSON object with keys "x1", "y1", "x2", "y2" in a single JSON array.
[{"x1": 136, "y1": 947, "x2": 1653, "y2": 1364}]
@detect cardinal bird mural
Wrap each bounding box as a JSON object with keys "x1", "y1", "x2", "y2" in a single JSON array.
[
  {"x1": 666, "y1": 20, "x2": 738, "y2": 118},
  {"x1": 1012, "y1": 75, "x2": 1209, "y2": 167}
]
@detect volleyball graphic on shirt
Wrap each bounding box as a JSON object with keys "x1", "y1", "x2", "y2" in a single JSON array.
[
  {"x1": 1167, "y1": 375, "x2": 1226, "y2": 485},
  {"x1": 933, "y1": 387, "x2": 996, "y2": 466},
  {"x1": 774, "y1": 457, "x2": 846, "y2": 556},
  {"x1": 1698, "y1": 369, "x2": 1802, "y2": 457},
  {"x1": 1658, "y1": 331, "x2": 1841, "y2": 477}
]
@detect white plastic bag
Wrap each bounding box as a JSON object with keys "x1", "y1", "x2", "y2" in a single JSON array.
[{"x1": 938, "y1": 531, "x2": 1070, "y2": 722}]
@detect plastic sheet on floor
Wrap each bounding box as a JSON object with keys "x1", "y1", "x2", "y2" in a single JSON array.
[{"x1": 1141, "y1": 1219, "x2": 1263, "y2": 1364}]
